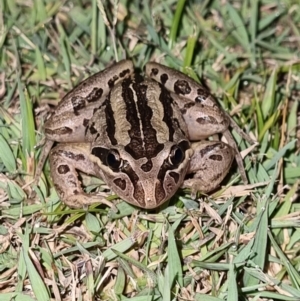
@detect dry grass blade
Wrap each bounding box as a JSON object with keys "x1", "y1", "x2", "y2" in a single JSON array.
[{"x1": 0, "y1": 1, "x2": 299, "y2": 300}]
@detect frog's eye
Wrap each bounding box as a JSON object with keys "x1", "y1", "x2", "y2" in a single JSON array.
[
  {"x1": 169, "y1": 141, "x2": 189, "y2": 166},
  {"x1": 106, "y1": 149, "x2": 122, "y2": 170},
  {"x1": 91, "y1": 147, "x2": 123, "y2": 171}
]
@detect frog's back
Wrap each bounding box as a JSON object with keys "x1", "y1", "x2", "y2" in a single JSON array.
[{"x1": 86, "y1": 75, "x2": 188, "y2": 159}]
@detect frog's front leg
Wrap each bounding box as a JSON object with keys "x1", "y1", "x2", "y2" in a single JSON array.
[
  {"x1": 183, "y1": 141, "x2": 235, "y2": 196},
  {"x1": 49, "y1": 143, "x2": 104, "y2": 208}
]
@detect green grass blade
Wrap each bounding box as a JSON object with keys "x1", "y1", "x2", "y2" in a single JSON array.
[
  {"x1": 258, "y1": 110, "x2": 280, "y2": 142},
  {"x1": 183, "y1": 33, "x2": 197, "y2": 70},
  {"x1": 19, "y1": 225, "x2": 50, "y2": 301},
  {"x1": 255, "y1": 93, "x2": 264, "y2": 136},
  {"x1": 85, "y1": 212, "x2": 102, "y2": 233},
  {"x1": 226, "y1": 3, "x2": 250, "y2": 51},
  {"x1": 250, "y1": 0, "x2": 258, "y2": 45},
  {"x1": 264, "y1": 139, "x2": 297, "y2": 171},
  {"x1": 91, "y1": 0, "x2": 98, "y2": 55},
  {"x1": 268, "y1": 230, "x2": 300, "y2": 289},
  {"x1": 261, "y1": 69, "x2": 277, "y2": 119},
  {"x1": 287, "y1": 100, "x2": 298, "y2": 137},
  {"x1": 243, "y1": 198, "x2": 269, "y2": 286},
  {"x1": 0, "y1": 133, "x2": 16, "y2": 173},
  {"x1": 227, "y1": 265, "x2": 238, "y2": 301},
  {"x1": 162, "y1": 266, "x2": 171, "y2": 300},
  {"x1": 0, "y1": 294, "x2": 37, "y2": 301},
  {"x1": 35, "y1": 47, "x2": 46, "y2": 81},
  {"x1": 168, "y1": 224, "x2": 183, "y2": 288},
  {"x1": 19, "y1": 81, "x2": 36, "y2": 155},
  {"x1": 102, "y1": 234, "x2": 143, "y2": 261},
  {"x1": 112, "y1": 249, "x2": 157, "y2": 285},
  {"x1": 114, "y1": 266, "x2": 126, "y2": 295},
  {"x1": 168, "y1": 0, "x2": 186, "y2": 48}
]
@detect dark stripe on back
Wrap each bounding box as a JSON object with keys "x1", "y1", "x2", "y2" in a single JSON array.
[
  {"x1": 104, "y1": 96, "x2": 118, "y2": 145},
  {"x1": 158, "y1": 84, "x2": 175, "y2": 141},
  {"x1": 123, "y1": 77, "x2": 164, "y2": 160}
]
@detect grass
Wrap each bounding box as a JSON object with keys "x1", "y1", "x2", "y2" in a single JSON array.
[{"x1": 0, "y1": 0, "x2": 299, "y2": 300}]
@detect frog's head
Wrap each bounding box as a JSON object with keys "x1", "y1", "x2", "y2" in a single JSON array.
[
  {"x1": 90, "y1": 139, "x2": 192, "y2": 209},
  {"x1": 86, "y1": 72, "x2": 193, "y2": 208}
]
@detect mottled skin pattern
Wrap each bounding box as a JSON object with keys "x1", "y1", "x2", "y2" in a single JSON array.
[{"x1": 35, "y1": 60, "x2": 251, "y2": 209}]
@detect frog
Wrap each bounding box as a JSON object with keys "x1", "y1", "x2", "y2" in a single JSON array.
[{"x1": 35, "y1": 60, "x2": 252, "y2": 209}]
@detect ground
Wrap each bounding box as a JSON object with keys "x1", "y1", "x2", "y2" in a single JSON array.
[{"x1": 0, "y1": 1, "x2": 299, "y2": 301}]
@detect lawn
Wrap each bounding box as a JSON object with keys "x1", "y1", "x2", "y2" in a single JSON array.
[{"x1": 0, "y1": 1, "x2": 299, "y2": 300}]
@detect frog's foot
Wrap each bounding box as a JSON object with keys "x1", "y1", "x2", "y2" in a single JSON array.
[
  {"x1": 62, "y1": 194, "x2": 107, "y2": 209},
  {"x1": 183, "y1": 179, "x2": 215, "y2": 199},
  {"x1": 34, "y1": 140, "x2": 55, "y2": 185}
]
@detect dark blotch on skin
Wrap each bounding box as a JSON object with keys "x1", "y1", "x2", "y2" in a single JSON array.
[
  {"x1": 183, "y1": 102, "x2": 195, "y2": 110},
  {"x1": 86, "y1": 87, "x2": 103, "y2": 103},
  {"x1": 83, "y1": 118, "x2": 89, "y2": 127},
  {"x1": 180, "y1": 108, "x2": 187, "y2": 115},
  {"x1": 174, "y1": 80, "x2": 191, "y2": 95},
  {"x1": 74, "y1": 153, "x2": 85, "y2": 161},
  {"x1": 155, "y1": 181, "x2": 166, "y2": 205},
  {"x1": 114, "y1": 178, "x2": 127, "y2": 190},
  {"x1": 122, "y1": 162, "x2": 145, "y2": 206},
  {"x1": 71, "y1": 96, "x2": 86, "y2": 115},
  {"x1": 196, "y1": 117, "x2": 207, "y2": 125},
  {"x1": 89, "y1": 122, "x2": 98, "y2": 135},
  {"x1": 195, "y1": 95, "x2": 205, "y2": 102},
  {"x1": 195, "y1": 88, "x2": 209, "y2": 103},
  {"x1": 196, "y1": 116, "x2": 218, "y2": 125},
  {"x1": 151, "y1": 68, "x2": 159, "y2": 76},
  {"x1": 160, "y1": 73, "x2": 169, "y2": 85},
  {"x1": 68, "y1": 179, "x2": 78, "y2": 188},
  {"x1": 108, "y1": 75, "x2": 119, "y2": 88},
  {"x1": 169, "y1": 171, "x2": 180, "y2": 184},
  {"x1": 173, "y1": 118, "x2": 187, "y2": 137},
  {"x1": 119, "y1": 69, "x2": 130, "y2": 78},
  {"x1": 209, "y1": 154, "x2": 223, "y2": 161},
  {"x1": 211, "y1": 172, "x2": 223, "y2": 181},
  {"x1": 141, "y1": 160, "x2": 153, "y2": 172},
  {"x1": 45, "y1": 127, "x2": 73, "y2": 135},
  {"x1": 180, "y1": 102, "x2": 195, "y2": 116},
  {"x1": 199, "y1": 143, "x2": 221, "y2": 158},
  {"x1": 55, "y1": 149, "x2": 85, "y2": 161},
  {"x1": 57, "y1": 164, "x2": 70, "y2": 174}
]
